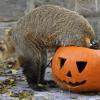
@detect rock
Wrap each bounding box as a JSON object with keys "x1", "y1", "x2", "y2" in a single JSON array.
[{"x1": 0, "y1": 0, "x2": 27, "y2": 22}]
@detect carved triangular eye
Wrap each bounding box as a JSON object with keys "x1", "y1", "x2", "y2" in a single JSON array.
[
  {"x1": 76, "y1": 61, "x2": 87, "y2": 73},
  {"x1": 59, "y1": 57, "x2": 66, "y2": 69}
]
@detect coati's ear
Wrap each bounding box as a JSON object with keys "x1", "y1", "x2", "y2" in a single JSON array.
[
  {"x1": 0, "y1": 40, "x2": 6, "y2": 52},
  {"x1": 4, "y1": 28, "x2": 12, "y2": 41},
  {"x1": 0, "y1": 40, "x2": 4, "y2": 44},
  {"x1": 0, "y1": 35, "x2": 5, "y2": 45},
  {"x1": 4, "y1": 28, "x2": 12, "y2": 36}
]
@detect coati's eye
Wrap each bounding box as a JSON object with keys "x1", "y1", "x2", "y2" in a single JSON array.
[
  {"x1": 0, "y1": 47, "x2": 5, "y2": 52},
  {"x1": 0, "y1": 41, "x2": 4, "y2": 44}
]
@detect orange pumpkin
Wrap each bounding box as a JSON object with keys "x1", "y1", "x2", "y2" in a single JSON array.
[{"x1": 52, "y1": 46, "x2": 100, "y2": 92}]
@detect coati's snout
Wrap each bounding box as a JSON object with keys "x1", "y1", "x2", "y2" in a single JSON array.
[
  {"x1": 90, "y1": 39, "x2": 99, "y2": 49},
  {"x1": 85, "y1": 37, "x2": 99, "y2": 49}
]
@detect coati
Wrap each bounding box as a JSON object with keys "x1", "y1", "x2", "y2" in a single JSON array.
[
  {"x1": 0, "y1": 5, "x2": 99, "y2": 90},
  {"x1": 0, "y1": 31, "x2": 15, "y2": 60},
  {"x1": 0, "y1": 32, "x2": 20, "y2": 69}
]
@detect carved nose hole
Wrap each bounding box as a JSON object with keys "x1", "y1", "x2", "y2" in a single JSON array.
[{"x1": 66, "y1": 71, "x2": 72, "y2": 77}]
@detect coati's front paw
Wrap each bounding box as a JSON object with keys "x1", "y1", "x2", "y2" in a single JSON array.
[
  {"x1": 28, "y1": 83, "x2": 48, "y2": 91},
  {"x1": 27, "y1": 80, "x2": 57, "y2": 91},
  {"x1": 40, "y1": 80, "x2": 58, "y2": 88}
]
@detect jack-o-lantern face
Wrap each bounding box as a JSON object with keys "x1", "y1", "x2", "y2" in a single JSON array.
[
  {"x1": 59, "y1": 57, "x2": 87, "y2": 87},
  {"x1": 52, "y1": 46, "x2": 100, "y2": 92}
]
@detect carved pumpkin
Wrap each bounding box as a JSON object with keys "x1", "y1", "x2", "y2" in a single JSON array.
[{"x1": 52, "y1": 46, "x2": 100, "y2": 92}]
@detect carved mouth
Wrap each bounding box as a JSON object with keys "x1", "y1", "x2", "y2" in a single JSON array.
[{"x1": 63, "y1": 80, "x2": 86, "y2": 87}]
